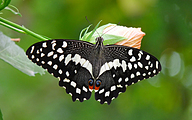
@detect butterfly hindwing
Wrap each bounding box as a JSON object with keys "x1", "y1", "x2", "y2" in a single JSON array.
[
  {"x1": 95, "y1": 45, "x2": 161, "y2": 104},
  {"x1": 26, "y1": 39, "x2": 95, "y2": 102}
]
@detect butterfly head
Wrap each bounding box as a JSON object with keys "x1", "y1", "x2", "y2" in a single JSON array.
[
  {"x1": 95, "y1": 37, "x2": 104, "y2": 48},
  {"x1": 96, "y1": 36, "x2": 104, "y2": 42}
]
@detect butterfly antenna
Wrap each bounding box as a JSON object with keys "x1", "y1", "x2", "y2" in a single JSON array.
[
  {"x1": 85, "y1": 16, "x2": 101, "y2": 38},
  {"x1": 85, "y1": 16, "x2": 91, "y2": 24}
]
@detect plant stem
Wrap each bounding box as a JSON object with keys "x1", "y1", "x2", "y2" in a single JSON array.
[{"x1": 0, "y1": 17, "x2": 48, "y2": 41}]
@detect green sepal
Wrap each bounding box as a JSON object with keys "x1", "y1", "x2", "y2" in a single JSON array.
[
  {"x1": 0, "y1": 0, "x2": 11, "y2": 11},
  {"x1": 79, "y1": 22, "x2": 126, "y2": 45}
]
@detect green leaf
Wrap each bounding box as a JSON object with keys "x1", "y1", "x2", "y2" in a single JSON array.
[
  {"x1": 80, "y1": 23, "x2": 126, "y2": 45},
  {"x1": 0, "y1": 0, "x2": 11, "y2": 11},
  {"x1": 102, "y1": 34, "x2": 126, "y2": 45},
  {"x1": 80, "y1": 20, "x2": 102, "y2": 42},
  {"x1": 79, "y1": 24, "x2": 92, "y2": 40},
  {"x1": 4, "y1": 5, "x2": 22, "y2": 17},
  {"x1": 0, "y1": 109, "x2": 3, "y2": 120},
  {"x1": 0, "y1": 32, "x2": 45, "y2": 76}
]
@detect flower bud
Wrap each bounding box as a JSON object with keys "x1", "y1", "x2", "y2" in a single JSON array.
[{"x1": 103, "y1": 25, "x2": 145, "y2": 49}]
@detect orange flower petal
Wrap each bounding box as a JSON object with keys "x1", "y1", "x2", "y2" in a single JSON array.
[
  {"x1": 11, "y1": 38, "x2": 20, "y2": 42},
  {"x1": 103, "y1": 25, "x2": 145, "y2": 49}
]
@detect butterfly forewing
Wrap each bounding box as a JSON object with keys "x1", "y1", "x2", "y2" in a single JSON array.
[
  {"x1": 94, "y1": 45, "x2": 161, "y2": 104},
  {"x1": 26, "y1": 39, "x2": 95, "y2": 102}
]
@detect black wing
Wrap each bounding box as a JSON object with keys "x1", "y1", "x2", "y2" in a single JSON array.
[
  {"x1": 26, "y1": 39, "x2": 95, "y2": 102},
  {"x1": 95, "y1": 45, "x2": 161, "y2": 104}
]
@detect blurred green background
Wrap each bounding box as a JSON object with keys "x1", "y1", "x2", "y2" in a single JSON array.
[{"x1": 0, "y1": 0, "x2": 192, "y2": 120}]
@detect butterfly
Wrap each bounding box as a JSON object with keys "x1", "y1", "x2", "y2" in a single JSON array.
[{"x1": 26, "y1": 36, "x2": 161, "y2": 104}]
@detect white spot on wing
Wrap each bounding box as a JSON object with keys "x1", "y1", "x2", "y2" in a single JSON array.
[
  {"x1": 51, "y1": 40, "x2": 56, "y2": 44},
  {"x1": 66, "y1": 71, "x2": 69, "y2": 77},
  {"x1": 128, "y1": 63, "x2": 132, "y2": 70},
  {"x1": 150, "y1": 63, "x2": 153, "y2": 68},
  {"x1": 82, "y1": 60, "x2": 92, "y2": 76},
  {"x1": 108, "y1": 61, "x2": 113, "y2": 69},
  {"x1": 118, "y1": 78, "x2": 122, "y2": 83},
  {"x1": 59, "y1": 55, "x2": 64, "y2": 62},
  {"x1": 111, "y1": 97, "x2": 115, "y2": 100},
  {"x1": 125, "y1": 77, "x2": 129, "y2": 82},
  {"x1": 145, "y1": 66, "x2": 149, "y2": 70},
  {"x1": 146, "y1": 55, "x2": 150, "y2": 60},
  {"x1": 69, "y1": 93, "x2": 72, "y2": 96},
  {"x1": 72, "y1": 54, "x2": 81, "y2": 65},
  {"x1": 83, "y1": 86, "x2": 88, "y2": 92},
  {"x1": 53, "y1": 54, "x2": 58, "y2": 59},
  {"x1": 136, "y1": 71, "x2": 141, "y2": 76},
  {"x1": 138, "y1": 62, "x2": 143, "y2": 68},
  {"x1": 36, "y1": 50, "x2": 40, "y2": 54},
  {"x1": 113, "y1": 59, "x2": 121, "y2": 69},
  {"x1": 76, "y1": 88, "x2": 81, "y2": 94},
  {"x1": 105, "y1": 91, "x2": 110, "y2": 97},
  {"x1": 65, "y1": 54, "x2": 72, "y2": 65},
  {"x1": 63, "y1": 78, "x2": 70, "y2": 83},
  {"x1": 128, "y1": 49, "x2": 133, "y2": 56},
  {"x1": 134, "y1": 64, "x2": 137, "y2": 69},
  {"x1": 62, "y1": 41, "x2": 67, "y2": 48},
  {"x1": 42, "y1": 42, "x2": 47, "y2": 48},
  {"x1": 47, "y1": 51, "x2": 54, "y2": 57},
  {"x1": 121, "y1": 60, "x2": 127, "y2": 72},
  {"x1": 148, "y1": 72, "x2": 151, "y2": 75},
  {"x1": 41, "y1": 61, "x2": 45, "y2": 64},
  {"x1": 117, "y1": 85, "x2": 123, "y2": 88},
  {"x1": 53, "y1": 64, "x2": 58, "y2": 70},
  {"x1": 156, "y1": 61, "x2": 159, "y2": 69},
  {"x1": 94, "y1": 89, "x2": 98, "y2": 92},
  {"x1": 30, "y1": 46, "x2": 35, "y2": 53},
  {"x1": 131, "y1": 74, "x2": 135, "y2": 79},
  {"x1": 41, "y1": 53, "x2": 45, "y2": 57},
  {"x1": 110, "y1": 86, "x2": 116, "y2": 91},
  {"x1": 138, "y1": 53, "x2": 142, "y2": 60},
  {"x1": 31, "y1": 55, "x2": 35, "y2": 59},
  {"x1": 139, "y1": 51, "x2": 143, "y2": 55},
  {"x1": 52, "y1": 43, "x2": 56, "y2": 50},
  {"x1": 57, "y1": 48, "x2": 63, "y2": 53},
  {"x1": 130, "y1": 56, "x2": 136, "y2": 62},
  {"x1": 47, "y1": 61, "x2": 52, "y2": 66},
  {"x1": 83, "y1": 98, "x2": 87, "y2": 100},
  {"x1": 113, "y1": 74, "x2": 115, "y2": 78},
  {"x1": 70, "y1": 81, "x2": 76, "y2": 88},
  {"x1": 99, "y1": 88, "x2": 104, "y2": 94},
  {"x1": 99, "y1": 62, "x2": 110, "y2": 76},
  {"x1": 79, "y1": 58, "x2": 86, "y2": 66},
  {"x1": 58, "y1": 69, "x2": 63, "y2": 74},
  {"x1": 105, "y1": 62, "x2": 110, "y2": 71}
]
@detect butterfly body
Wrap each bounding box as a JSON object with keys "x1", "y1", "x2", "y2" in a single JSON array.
[{"x1": 26, "y1": 37, "x2": 161, "y2": 104}]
